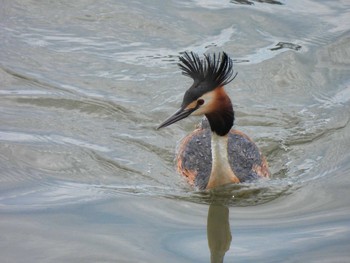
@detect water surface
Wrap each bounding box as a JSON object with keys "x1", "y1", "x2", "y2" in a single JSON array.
[{"x1": 1, "y1": 0, "x2": 350, "y2": 262}]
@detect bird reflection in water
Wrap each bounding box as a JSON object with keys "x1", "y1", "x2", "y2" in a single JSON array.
[
  {"x1": 157, "y1": 52, "x2": 269, "y2": 261},
  {"x1": 207, "y1": 202, "x2": 232, "y2": 263}
]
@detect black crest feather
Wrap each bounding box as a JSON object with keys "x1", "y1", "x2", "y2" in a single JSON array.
[{"x1": 178, "y1": 52, "x2": 237, "y2": 90}]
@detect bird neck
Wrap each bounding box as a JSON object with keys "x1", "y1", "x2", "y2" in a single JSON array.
[
  {"x1": 206, "y1": 133, "x2": 240, "y2": 189},
  {"x1": 205, "y1": 88, "x2": 234, "y2": 136}
]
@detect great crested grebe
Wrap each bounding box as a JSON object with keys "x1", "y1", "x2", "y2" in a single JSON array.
[{"x1": 157, "y1": 52, "x2": 270, "y2": 190}]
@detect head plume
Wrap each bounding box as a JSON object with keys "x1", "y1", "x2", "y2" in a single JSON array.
[{"x1": 178, "y1": 51, "x2": 237, "y2": 90}]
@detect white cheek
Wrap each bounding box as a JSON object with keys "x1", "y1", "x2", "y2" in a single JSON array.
[
  {"x1": 192, "y1": 106, "x2": 207, "y2": 116},
  {"x1": 191, "y1": 93, "x2": 215, "y2": 116}
]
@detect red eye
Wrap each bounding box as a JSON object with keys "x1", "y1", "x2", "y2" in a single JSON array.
[{"x1": 197, "y1": 99, "x2": 204, "y2": 105}]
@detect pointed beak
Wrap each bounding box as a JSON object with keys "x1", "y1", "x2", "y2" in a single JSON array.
[{"x1": 157, "y1": 106, "x2": 197, "y2": 130}]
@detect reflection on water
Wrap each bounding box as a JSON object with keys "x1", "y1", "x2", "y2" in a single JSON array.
[
  {"x1": 270, "y1": 42, "x2": 302, "y2": 51},
  {"x1": 207, "y1": 203, "x2": 232, "y2": 263},
  {"x1": 231, "y1": 0, "x2": 283, "y2": 5}
]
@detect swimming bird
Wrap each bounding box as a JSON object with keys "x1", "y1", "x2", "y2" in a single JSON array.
[{"x1": 157, "y1": 52, "x2": 270, "y2": 190}]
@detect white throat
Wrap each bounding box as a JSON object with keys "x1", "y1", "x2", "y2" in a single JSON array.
[{"x1": 206, "y1": 133, "x2": 239, "y2": 189}]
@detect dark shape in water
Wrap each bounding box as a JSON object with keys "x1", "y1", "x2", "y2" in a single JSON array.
[
  {"x1": 231, "y1": 0, "x2": 283, "y2": 5},
  {"x1": 207, "y1": 203, "x2": 232, "y2": 263},
  {"x1": 270, "y1": 42, "x2": 302, "y2": 51}
]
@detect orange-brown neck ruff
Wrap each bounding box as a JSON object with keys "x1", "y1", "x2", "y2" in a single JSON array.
[
  {"x1": 206, "y1": 133, "x2": 240, "y2": 189},
  {"x1": 205, "y1": 87, "x2": 234, "y2": 136}
]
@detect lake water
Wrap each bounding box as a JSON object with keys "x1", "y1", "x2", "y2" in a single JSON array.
[{"x1": 1, "y1": 0, "x2": 350, "y2": 262}]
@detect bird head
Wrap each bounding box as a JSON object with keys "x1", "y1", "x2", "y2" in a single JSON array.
[{"x1": 157, "y1": 52, "x2": 237, "y2": 135}]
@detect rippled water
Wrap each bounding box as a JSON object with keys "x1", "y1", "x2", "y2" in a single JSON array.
[{"x1": 1, "y1": 0, "x2": 350, "y2": 262}]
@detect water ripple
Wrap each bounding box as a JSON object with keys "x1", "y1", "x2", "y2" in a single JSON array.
[
  {"x1": 0, "y1": 181, "x2": 108, "y2": 211},
  {"x1": 0, "y1": 130, "x2": 111, "y2": 153}
]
